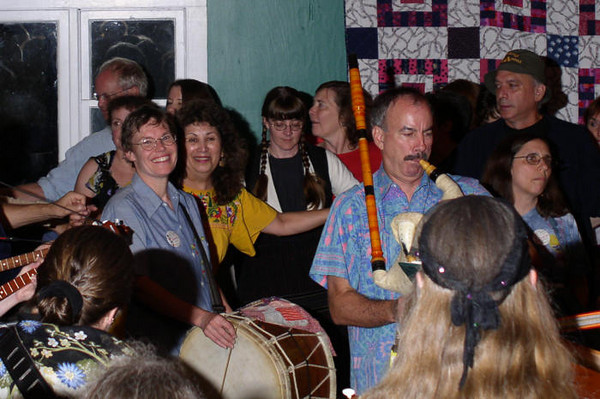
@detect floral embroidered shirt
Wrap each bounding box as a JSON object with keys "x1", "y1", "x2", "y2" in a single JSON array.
[
  {"x1": 0, "y1": 320, "x2": 132, "y2": 398},
  {"x1": 184, "y1": 187, "x2": 277, "y2": 263}
]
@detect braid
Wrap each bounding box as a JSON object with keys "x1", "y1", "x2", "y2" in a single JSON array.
[
  {"x1": 252, "y1": 125, "x2": 270, "y2": 201},
  {"x1": 300, "y1": 137, "x2": 327, "y2": 210},
  {"x1": 300, "y1": 138, "x2": 312, "y2": 178}
]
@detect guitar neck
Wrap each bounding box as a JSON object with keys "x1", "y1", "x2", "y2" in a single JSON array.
[
  {"x1": 0, "y1": 269, "x2": 37, "y2": 301},
  {"x1": 0, "y1": 248, "x2": 48, "y2": 272}
]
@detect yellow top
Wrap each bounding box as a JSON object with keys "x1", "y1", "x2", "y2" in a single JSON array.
[{"x1": 183, "y1": 186, "x2": 277, "y2": 263}]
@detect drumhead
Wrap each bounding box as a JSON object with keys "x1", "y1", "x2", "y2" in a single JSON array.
[{"x1": 180, "y1": 316, "x2": 290, "y2": 399}]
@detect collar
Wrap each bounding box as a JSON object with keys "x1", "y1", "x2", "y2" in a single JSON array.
[
  {"x1": 374, "y1": 168, "x2": 433, "y2": 199},
  {"x1": 131, "y1": 174, "x2": 181, "y2": 216},
  {"x1": 183, "y1": 185, "x2": 214, "y2": 198},
  {"x1": 502, "y1": 114, "x2": 547, "y2": 133}
]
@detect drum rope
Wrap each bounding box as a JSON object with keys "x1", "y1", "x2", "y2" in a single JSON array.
[
  {"x1": 221, "y1": 314, "x2": 335, "y2": 398},
  {"x1": 288, "y1": 330, "x2": 312, "y2": 398}
]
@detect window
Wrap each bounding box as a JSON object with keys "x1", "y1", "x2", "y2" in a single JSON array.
[{"x1": 0, "y1": 2, "x2": 206, "y2": 185}]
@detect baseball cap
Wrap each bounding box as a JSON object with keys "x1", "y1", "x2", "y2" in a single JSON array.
[{"x1": 484, "y1": 49, "x2": 550, "y2": 104}]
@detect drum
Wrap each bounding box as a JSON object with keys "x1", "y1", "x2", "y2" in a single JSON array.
[{"x1": 180, "y1": 302, "x2": 336, "y2": 399}]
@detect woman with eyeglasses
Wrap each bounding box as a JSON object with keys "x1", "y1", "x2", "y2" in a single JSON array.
[
  {"x1": 482, "y1": 134, "x2": 589, "y2": 314},
  {"x1": 241, "y1": 86, "x2": 357, "y2": 305},
  {"x1": 102, "y1": 105, "x2": 236, "y2": 354},
  {"x1": 239, "y1": 86, "x2": 357, "y2": 393},
  {"x1": 74, "y1": 96, "x2": 157, "y2": 209}
]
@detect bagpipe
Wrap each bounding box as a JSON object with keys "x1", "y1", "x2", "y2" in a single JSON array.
[
  {"x1": 348, "y1": 54, "x2": 463, "y2": 295},
  {"x1": 348, "y1": 54, "x2": 600, "y2": 396}
]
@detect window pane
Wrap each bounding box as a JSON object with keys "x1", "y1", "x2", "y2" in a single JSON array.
[
  {"x1": 0, "y1": 22, "x2": 58, "y2": 185},
  {"x1": 90, "y1": 20, "x2": 175, "y2": 99}
]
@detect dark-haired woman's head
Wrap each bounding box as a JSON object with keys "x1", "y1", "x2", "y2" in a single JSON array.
[
  {"x1": 482, "y1": 134, "x2": 567, "y2": 218},
  {"x1": 35, "y1": 225, "x2": 134, "y2": 328},
  {"x1": 174, "y1": 100, "x2": 247, "y2": 204},
  {"x1": 166, "y1": 79, "x2": 222, "y2": 115}
]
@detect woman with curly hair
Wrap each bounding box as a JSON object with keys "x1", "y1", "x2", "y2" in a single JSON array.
[
  {"x1": 172, "y1": 99, "x2": 330, "y2": 264},
  {"x1": 363, "y1": 196, "x2": 577, "y2": 399},
  {"x1": 309, "y1": 81, "x2": 381, "y2": 181},
  {"x1": 482, "y1": 134, "x2": 589, "y2": 314},
  {"x1": 0, "y1": 225, "x2": 134, "y2": 398}
]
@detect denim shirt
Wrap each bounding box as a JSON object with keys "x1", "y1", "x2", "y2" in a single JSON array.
[{"x1": 102, "y1": 174, "x2": 213, "y2": 352}]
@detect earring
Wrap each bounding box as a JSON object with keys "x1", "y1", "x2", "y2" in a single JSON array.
[{"x1": 219, "y1": 154, "x2": 225, "y2": 167}]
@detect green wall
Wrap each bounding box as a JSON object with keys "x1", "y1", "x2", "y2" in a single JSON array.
[{"x1": 207, "y1": 0, "x2": 347, "y2": 140}]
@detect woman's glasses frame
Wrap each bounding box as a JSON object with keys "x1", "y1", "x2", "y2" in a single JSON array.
[
  {"x1": 132, "y1": 134, "x2": 177, "y2": 151},
  {"x1": 269, "y1": 120, "x2": 304, "y2": 133},
  {"x1": 513, "y1": 153, "x2": 553, "y2": 168}
]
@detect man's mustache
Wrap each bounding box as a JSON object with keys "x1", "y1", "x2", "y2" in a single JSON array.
[{"x1": 404, "y1": 152, "x2": 428, "y2": 161}]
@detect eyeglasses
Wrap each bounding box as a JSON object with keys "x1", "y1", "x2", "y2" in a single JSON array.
[
  {"x1": 513, "y1": 153, "x2": 553, "y2": 167},
  {"x1": 93, "y1": 87, "x2": 132, "y2": 102},
  {"x1": 270, "y1": 120, "x2": 304, "y2": 133},
  {"x1": 132, "y1": 134, "x2": 177, "y2": 151}
]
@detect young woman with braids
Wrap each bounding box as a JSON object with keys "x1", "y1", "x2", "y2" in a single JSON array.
[
  {"x1": 363, "y1": 196, "x2": 577, "y2": 399},
  {"x1": 241, "y1": 86, "x2": 357, "y2": 299},
  {"x1": 240, "y1": 87, "x2": 356, "y2": 301},
  {"x1": 0, "y1": 225, "x2": 135, "y2": 397},
  {"x1": 240, "y1": 86, "x2": 357, "y2": 392}
]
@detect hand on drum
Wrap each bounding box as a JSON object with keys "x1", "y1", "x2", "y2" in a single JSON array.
[{"x1": 200, "y1": 312, "x2": 236, "y2": 349}]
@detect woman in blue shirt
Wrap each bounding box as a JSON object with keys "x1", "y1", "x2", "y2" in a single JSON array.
[{"x1": 482, "y1": 133, "x2": 589, "y2": 314}]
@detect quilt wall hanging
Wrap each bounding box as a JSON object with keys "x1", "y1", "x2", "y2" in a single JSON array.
[{"x1": 345, "y1": 0, "x2": 600, "y2": 123}]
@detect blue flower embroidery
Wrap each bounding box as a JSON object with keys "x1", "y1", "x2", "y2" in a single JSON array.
[
  {"x1": 0, "y1": 360, "x2": 6, "y2": 377},
  {"x1": 19, "y1": 320, "x2": 41, "y2": 334},
  {"x1": 56, "y1": 363, "x2": 86, "y2": 389}
]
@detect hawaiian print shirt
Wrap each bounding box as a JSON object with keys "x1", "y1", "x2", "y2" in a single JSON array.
[{"x1": 309, "y1": 168, "x2": 488, "y2": 394}]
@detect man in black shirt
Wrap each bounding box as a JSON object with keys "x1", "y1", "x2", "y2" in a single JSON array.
[{"x1": 452, "y1": 50, "x2": 600, "y2": 244}]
